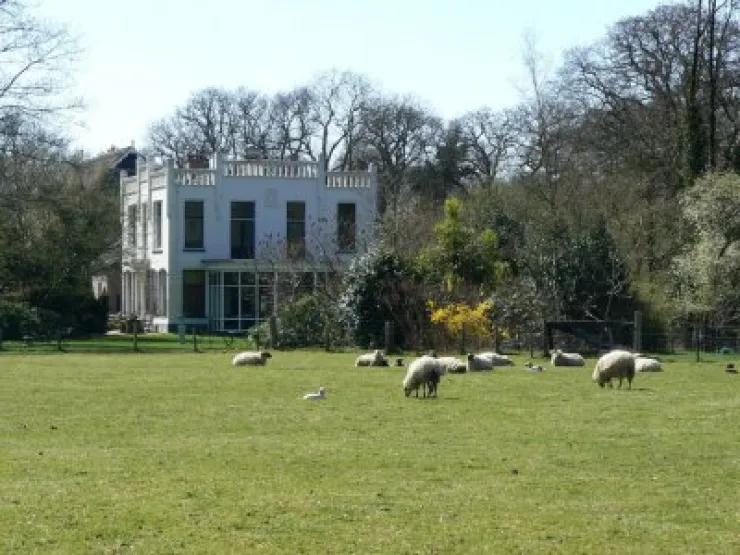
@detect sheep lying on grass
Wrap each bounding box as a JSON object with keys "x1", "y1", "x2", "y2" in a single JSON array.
[
  {"x1": 478, "y1": 352, "x2": 515, "y2": 367},
  {"x1": 592, "y1": 349, "x2": 637, "y2": 389},
  {"x1": 550, "y1": 349, "x2": 585, "y2": 367},
  {"x1": 355, "y1": 349, "x2": 387, "y2": 367},
  {"x1": 635, "y1": 357, "x2": 662, "y2": 372},
  {"x1": 437, "y1": 356, "x2": 467, "y2": 374},
  {"x1": 524, "y1": 361, "x2": 544, "y2": 372},
  {"x1": 303, "y1": 386, "x2": 326, "y2": 400},
  {"x1": 232, "y1": 351, "x2": 272, "y2": 366},
  {"x1": 466, "y1": 353, "x2": 493, "y2": 372},
  {"x1": 403, "y1": 355, "x2": 444, "y2": 398}
]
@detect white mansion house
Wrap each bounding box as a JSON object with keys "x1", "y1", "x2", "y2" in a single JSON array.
[{"x1": 120, "y1": 153, "x2": 378, "y2": 333}]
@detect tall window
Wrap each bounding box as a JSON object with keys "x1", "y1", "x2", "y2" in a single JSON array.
[
  {"x1": 184, "y1": 201, "x2": 204, "y2": 250},
  {"x1": 127, "y1": 205, "x2": 137, "y2": 247},
  {"x1": 153, "y1": 201, "x2": 162, "y2": 251},
  {"x1": 141, "y1": 203, "x2": 148, "y2": 250},
  {"x1": 286, "y1": 201, "x2": 306, "y2": 259},
  {"x1": 182, "y1": 270, "x2": 206, "y2": 317},
  {"x1": 337, "y1": 203, "x2": 356, "y2": 252},
  {"x1": 230, "y1": 201, "x2": 255, "y2": 259}
]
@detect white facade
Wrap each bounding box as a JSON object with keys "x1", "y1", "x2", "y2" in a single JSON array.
[{"x1": 120, "y1": 153, "x2": 378, "y2": 333}]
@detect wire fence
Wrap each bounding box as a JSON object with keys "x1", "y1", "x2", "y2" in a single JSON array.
[{"x1": 0, "y1": 320, "x2": 738, "y2": 359}]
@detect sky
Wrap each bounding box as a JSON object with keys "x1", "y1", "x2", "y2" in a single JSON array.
[{"x1": 37, "y1": 0, "x2": 669, "y2": 156}]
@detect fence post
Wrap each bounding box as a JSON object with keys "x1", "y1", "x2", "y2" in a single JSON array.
[
  {"x1": 269, "y1": 316, "x2": 278, "y2": 349},
  {"x1": 384, "y1": 320, "x2": 394, "y2": 354},
  {"x1": 133, "y1": 320, "x2": 139, "y2": 352},
  {"x1": 633, "y1": 311, "x2": 643, "y2": 353},
  {"x1": 193, "y1": 328, "x2": 198, "y2": 352},
  {"x1": 694, "y1": 325, "x2": 700, "y2": 362},
  {"x1": 0, "y1": 327, "x2": 3, "y2": 351}
]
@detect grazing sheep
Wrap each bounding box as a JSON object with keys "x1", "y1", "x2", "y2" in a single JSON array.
[
  {"x1": 478, "y1": 352, "x2": 515, "y2": 367},
  {"x1": 524, "y1": 361, "x2": 544, "y2": 372},
  {"x1": 592, "y1": 349, "x2": 637, "y2": 389},
  {"x1": 426, "y1": 367, "x2": 442, "y2": 397},
  {"x1": 466, "y1": 353, "x2": 494, "y2": 372},
  {"x1": 437, "y1": 356, "x2": 467, "y2": 374},
  {"x1": 635, "y1": 357, "x2": 662, "y2": 372},
  {"x1": 355, "y1": 349, "x2": 387, "y2": 367},
  {"x1": 232, "y1": 351, "x2": 272, "y2": 366},
  {"x1": 403, "y1": 356, "x2": 444, "y2": 398},
  {"x1": 550, "y1": 349, "x2": 585, "y2": 367},
  {"x1": 303, "y1": 386, "x2": 326, "y2": 400}
]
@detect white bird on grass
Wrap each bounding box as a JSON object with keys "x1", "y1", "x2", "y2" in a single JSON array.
[{"x1": 303, "y1": 386, "x2": 326, "y2": 400}]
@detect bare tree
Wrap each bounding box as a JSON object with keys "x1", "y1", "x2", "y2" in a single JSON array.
[
  {"x1": 512, "y1": 32, "x2": 579, "y2": 207},
  {"x1": 457, "y1": 107, "x2": 517, "y2": 181},
  {"x1": 232, "y1": 87, "x2": 273, "y2": 157},
  {"x1": 306, "y1": 69, "x2": 375, "y2": 170},
  {"x1": 268, "y1": 87, "x2": 314, "y2": 160},
  {"x1": 355, "y1": 94, "x2": 442, "y2": 230},
  {"x1": 0, "y1": 0, "x2": 81, "y2": 122}
]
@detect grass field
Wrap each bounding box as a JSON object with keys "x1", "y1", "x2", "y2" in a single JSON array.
[{"x1": 1, "y1": 349, "x2": 739, "y2": 554}]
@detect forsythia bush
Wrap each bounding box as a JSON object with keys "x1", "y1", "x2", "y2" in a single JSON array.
[{"x1": 428, "y1": 300, "x2": 497, "y2": 342}]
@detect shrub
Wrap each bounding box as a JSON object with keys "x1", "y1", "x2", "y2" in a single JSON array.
[
  {"x1": 275, "y1": 294, "x2": 345, "y2": 349},
  {"x1": 338, "y1": 248, "x2": 427, "y2": 350}
]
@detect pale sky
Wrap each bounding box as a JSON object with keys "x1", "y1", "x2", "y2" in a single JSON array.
[{"x1": 38, "y1": 0, "x2": 669, "y2": 156}]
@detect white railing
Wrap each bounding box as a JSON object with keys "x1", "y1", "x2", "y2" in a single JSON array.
[
  {"x1": 325, "y1": 171, "x2": 373, "y2": 189},
  {"x1": 174, "y1": 169, "x2": 216, "y2": 186},
  {"x1": 223, "y1": 159, "x2": 318, "y2": 179}
]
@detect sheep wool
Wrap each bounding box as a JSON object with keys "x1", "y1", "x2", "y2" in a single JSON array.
[
  {"x1": 550, "y1": 349, "x2": 585, "y2": 367},
  {"x1": 466, "y1": 353, "x2": 494, "y2": 372},
  {"x1": 635, "y1": 357, "x2": 662, "y2": 372},
  {"x1": 592, "y1": 349, "x2": 637, "y2": 389},
  {"x1": 355, "y1": 349, "x2": 387, "y2": 367},
  {"x1": 437, "y1": 356, "x2": 467, "y2": 374},
  {"x1": 481, "y1": 352, "x2": 515, "y2": 367},
  {"x1": 403, "y1": 355, "x2": 444, "y2": 398},
  {"x1": 524, "y1": 361, "x2": 544, "y2": 372},
  {"x1": 232, "y1": 351, "x2": 272, "y2": 366},
  {"x1": 303, "y1": 387, "x2": 326, "y2": 400}
]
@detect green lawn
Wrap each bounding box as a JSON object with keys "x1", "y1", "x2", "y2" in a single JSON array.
[{"x1": 1, "y1": 350, "x2": 738, "y2": 554}]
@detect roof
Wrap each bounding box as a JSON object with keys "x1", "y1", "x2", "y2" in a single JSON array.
[{"x1": 83, "y1": 145, "x2": 142, "y2": 172}]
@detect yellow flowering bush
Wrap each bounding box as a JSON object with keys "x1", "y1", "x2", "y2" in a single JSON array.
[{"x1": 427, "y1": 300, "x2": 495, "y2": 342}]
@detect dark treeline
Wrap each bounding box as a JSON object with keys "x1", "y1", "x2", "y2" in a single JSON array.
[{"x1": 147, "y1": 0, "x2": 740, "y2": 347}]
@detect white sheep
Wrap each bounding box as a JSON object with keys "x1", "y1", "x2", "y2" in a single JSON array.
[
  {"x1": 550, "y1": 349, "x2": 585, "y2": 367},
  {"x1": 232, "y1": 351, "x2": 273, "y2": 366},
  {"x1": 437, "y1": 356, "x2": 467, "y2": 374},
  {"x1": 592, "y1": 349, "x2": 637, "y2": 389},
  {"x1": 303, "y1": 386, "x2": 326, "y2": 400},
  {"x1": 403, "y1": 355, "x2": 444, "y2": 398},
  {"x1": 466, "y1": 353, "x2": 494, "y2": 372},
  {"x1": 478, "y1": 352, "x2": 515, "y2": 367},
  {"x1": 355, "y1": 349, "x2": 387, "y2": 367},
  {"x1": 635, "y1": 357, "x2": 662, "y2": 372},
  {"x1": 524, "y1": 361, "x2": 544, "y2": 372}
]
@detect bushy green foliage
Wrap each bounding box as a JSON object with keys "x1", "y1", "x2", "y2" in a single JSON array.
[
  {"x1": 672, "y1": 172, "x2": 740, "y2": 324},
  {"x1": 0, "y1": 299, "x2": 41, "y2": 340},
  {"x1": 275, "y1": 293, "x2": 345, "y2": 349},
  {"x1": 421, "y1": 197, "x2": 505, "y2": 294},
  {"x1": 519, "y1": 216, "x2": 631, "y2": 320},
  {"x1": 338, "y1": 248, "x2": 426, "y2": 349}
]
